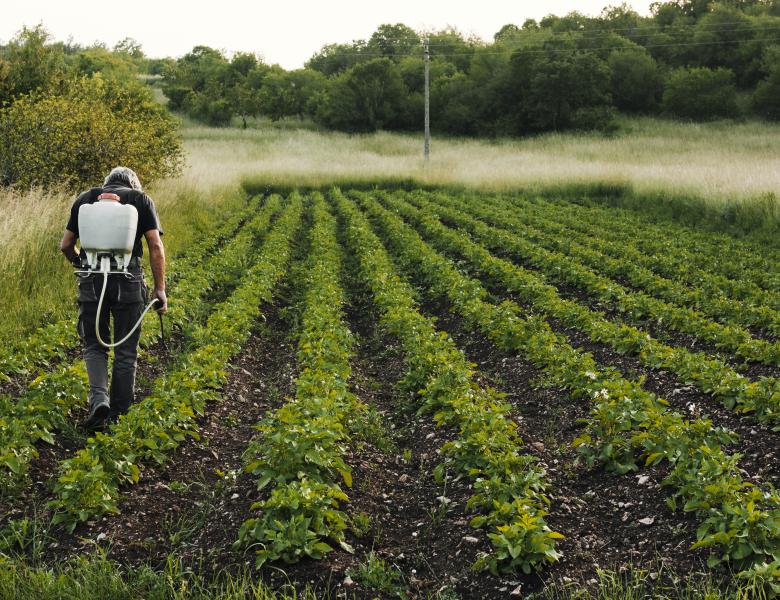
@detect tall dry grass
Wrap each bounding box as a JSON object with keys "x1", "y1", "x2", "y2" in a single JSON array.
[{"x1": 181, "y1": 116, "x2": 780, "y2": 202}]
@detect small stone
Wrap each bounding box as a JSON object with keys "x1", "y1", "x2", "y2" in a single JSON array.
[
  {"x1": 426, "y1": 432, "x2": 435, "y2": 440},
  {"x1": 531, "y1": 441, "x2": 545, "y2": 452},
  {"x1": 462, "y1": 536, "x2": 480, "y2": 544},
  {"x1": 638, "y1": 516, "x2": 655, "y2": 526},
  {"x1": 510, "y1": 584, "x2": 523, "y2": 596},
  {"x1": 231, "y1": 493, "x2": 239, "y2": 500},
  {"x1": 342, "y1": 576, "x2": 354, "y2": 587},
  {"x1": 96, "y1": 532, "x2": 107, "y2": 542},
  {"x1": 637, "y1": 475, "x2": 650, "y2": 485},
  {"x1": 399, "y1": 474, "x2": 409, "y2": 483}
]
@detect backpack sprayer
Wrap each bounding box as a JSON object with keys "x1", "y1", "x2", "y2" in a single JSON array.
[{"x1": 75, "y1": 193, "x2": 161, "y2": 348}]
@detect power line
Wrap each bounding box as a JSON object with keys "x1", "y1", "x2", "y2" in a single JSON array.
[
  {"x1": 307, "y1": 17, "x2": 780, "y2": 50},
  {"x1": 308, "y1": 33, "x2": 780, "y2": 61}
]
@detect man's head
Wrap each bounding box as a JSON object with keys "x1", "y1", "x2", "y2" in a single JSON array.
[{"x1": 104, "y1": 167, "x2": 143, "y2": 192}]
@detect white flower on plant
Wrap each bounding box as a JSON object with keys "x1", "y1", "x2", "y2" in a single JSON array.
[
  {"x1": 585, "y1": 371, "x2": 597, "y2": 380},
  {"x1": 593, "y1": 388, "x2": 610, "y2": 400}
]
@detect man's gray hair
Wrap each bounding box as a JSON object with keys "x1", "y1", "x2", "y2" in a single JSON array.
[{"x1": 104, "y1": 167, "x2": 143, "y2": 191}]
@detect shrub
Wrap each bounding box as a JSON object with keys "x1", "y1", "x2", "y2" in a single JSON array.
[
  {"x1": 661, "y1": 67, "x2": 739, "y2": 120},
  {"x1": 183, "y1": 91, "x2": 233, "y2": 126},
  {"x1": 0, "y1": 74, "x2": 183, "y2": 190},
  {"x1": 312, "y1": 58, "x2": 406, "y2": 132},
  {"x1": 608, "y1": 49, "x2": 662, "y2": 112},
  {"x1": 752, "y1": 46, "x2": 780, "y2": 120}
]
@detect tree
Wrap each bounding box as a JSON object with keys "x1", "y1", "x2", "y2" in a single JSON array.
[
  {"x1": 0, "y1": 24, "x2": 65, "y2": 103},
  {"x1": 113, "y1": 38, "x2": 144, "y2": 60},
  {"x1": 306, "y1": 42, "x2": 366, "y2": 76},
  {"x1": 258, "y1": 67, "x2": 325, "y2": 121},
  {"x1": 314, "y1": 58, "x2": 406, "y2": 132},
  {"x1": 608, "y1": 48, "x2": 663, "y2": 111},
  {"x1": 662, "y1": 67, "x2": 739, "y2": 119},
  {"x1": 72, "y1": 46, "x2": 136, "y2": 82},
  {"x1": 692, "y1": 5, "x2": 762, "y2": 86},
  {"x1": 494, "y1": 24, "x2": 522, "y2": 43},
  {"x1": 753, "y1": 45, "x2": 780, "y2": 118},
  {"x1": 506, "y1": 39, "x2": 613, "y2": 133},
  {"x1": 366, "y1": 24, "x2": 421, "y2": 60}
]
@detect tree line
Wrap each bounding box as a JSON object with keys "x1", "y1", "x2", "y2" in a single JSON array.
[{"x1": 161, "y1": 0, "x2": 780, "y2": 133}]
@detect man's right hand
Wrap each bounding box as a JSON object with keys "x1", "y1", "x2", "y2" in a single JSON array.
[{"x1": 152, "y1": 288, "x2": 167, "y2": 314}]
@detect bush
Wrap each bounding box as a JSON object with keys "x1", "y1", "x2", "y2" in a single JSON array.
[
  {"x1": 752, "y1": 46, "x2": 780, "y2": 120},
  {"x1": 313, "y1": 58, "x2": 406, "y2": 132},
  {"x1": 0, "y1": 75, "x2": 183, "y2": 190},
  {"x1": 608, "y1": 49, "x2": 662, "y2": 112},
  {"x1": 753, "y1": 76, "x2": 780, "y2": 119},
  {"x1": 661, "y1": 67, "x2": 739, "y2": 120},
  {"x1": 183, "y1": 91, "x2": 233, "y2": 126}
]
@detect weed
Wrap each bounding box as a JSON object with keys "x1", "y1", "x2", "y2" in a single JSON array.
[
  {"x1": 350, "y1": 512, "x2": 372, "y2": 538},
  {"x1": 346, "y1": 551, "x2": 408, "y2": 599}
]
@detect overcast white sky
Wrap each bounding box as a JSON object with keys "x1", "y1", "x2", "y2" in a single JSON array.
[{"x1": 2, "y1": 1, "x2": 655, "y2": 69}]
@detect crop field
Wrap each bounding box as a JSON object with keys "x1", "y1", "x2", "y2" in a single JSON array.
[{"x1": 1, "y1": 187, "x2": 779, "y2": 599}]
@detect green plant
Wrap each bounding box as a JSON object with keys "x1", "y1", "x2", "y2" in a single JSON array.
[
  {"x1": 662, "y1": 67, "x2": 739, "y2": 120},
  {"x1": 49, "y1": 196, "x2": 303, "y2": 530},
  {"x1": 350, "y1": 512, "x2": 372, "y2": 538},
  {"x1": 356, "y1": 189, "x2": 780, "y2": 573},
  {"x1": 0, "y1": 75, "x2": 183, "y2": 190},
  {"x1": 346, "y1": 551, "x2": 408, "y2": 598},
  {"x1": 334, "y1": 189, "x2": 561, "y2": 574},
  {"x1": 236, "y1": 194, "x2": 363, "y2": 566}
]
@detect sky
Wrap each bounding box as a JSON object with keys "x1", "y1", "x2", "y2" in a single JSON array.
[{"x1": 2, "y1": 0, "x2": 655, "y2": 69}]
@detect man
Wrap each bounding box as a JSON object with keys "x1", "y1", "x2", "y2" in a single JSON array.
[{"x1": 60, "y1": 167, "x2": 168, "y2": 430}]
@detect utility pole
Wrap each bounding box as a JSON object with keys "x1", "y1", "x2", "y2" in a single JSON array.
[{"x1": 423, "y1": 36, "x2": 430, "y2": 162}]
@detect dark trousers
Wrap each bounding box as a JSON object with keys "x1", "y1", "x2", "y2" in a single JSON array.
[{"x1": 76, "y1": 269, "x2": 147, "y2": 418}]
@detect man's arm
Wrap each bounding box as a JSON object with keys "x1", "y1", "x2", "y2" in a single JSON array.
[
  {"x1": 144, "y1": 229, "x2": 167, "y2": 314},
  {"x1": 60, "y1": 229, "x2": 79, "y2": 264}
]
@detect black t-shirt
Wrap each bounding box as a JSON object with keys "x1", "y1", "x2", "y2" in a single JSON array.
[{"x1": 66, "y1": 185, "x2": 163, "y2": 259}]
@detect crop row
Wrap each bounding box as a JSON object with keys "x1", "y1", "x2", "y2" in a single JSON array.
[
  {"x1": 422, "y1": 192, "x2": 780, "y2": 366},
  {"x1": 0, "y1": 196, "x2": 258, "y2": 380},
  {"x1": 537, "y1": 195, "x2": 780, "y2": 292},
  {"x1": 386, "y1": 192, "x2": 780, "y2": 429},
  {"x1": 356, "y1": 192, "x2": 780, "y2": 575},
  {"x1": 492, "y1": 195, "x2": 780, "y2": 336},
  {"x1": 0, "y1": 196, "x2": 283, "y2": 491},
  {"x1": 334, "y1": 190, "x2": 562, "y2": 575},
  {"x1": 511, "y1": 195, "x2": 780, "y2": 318},
  {"x1": 48, "y1": 196, "x2": 304, "y2": 531},
  {"x1": 237, "y1": 194, "x2": 363, "y2": 567}
]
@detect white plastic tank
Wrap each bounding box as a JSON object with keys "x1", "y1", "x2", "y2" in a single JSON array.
[{"x1": 78, "y1": 196, "x2": 138, "y2": 270}]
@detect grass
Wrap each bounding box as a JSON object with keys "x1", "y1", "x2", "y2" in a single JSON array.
[
  {"x1": 187, "y1": 114, "x2": 780, "y2": 241},
  {"x1": 185, "y1": 116, "x2": 780, "y2": 199},
  {"x1": 528, "y1": 563, "x2": 778, "y2": 600},
  {"x1": 0, "y1": 553, "x2": 326, "y2": 600}
]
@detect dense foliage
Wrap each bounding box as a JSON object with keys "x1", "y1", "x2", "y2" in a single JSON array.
[
  {"x1": 0, "y1": 26, "x2": 182, "y2": 190},
  {"x1": 161, "y1": 2, "x2": 780, "y2": 134}
]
